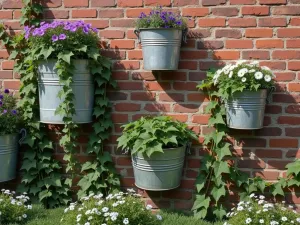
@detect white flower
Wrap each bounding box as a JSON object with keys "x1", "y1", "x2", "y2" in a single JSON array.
[
  {"x1": 271, "y1": 221, "x2": 279, "y2": 225},
  {"x1": 156, "y1": 214, "x2": 163, "y2": 220},
  {"x1": 242, "y1": 77, "x2": 247, "y2": 82},
  {"x1": 102, "y1": 207, "x2": 109, "y2": 212},
  {"x1": 77, "y1": 214, "x2": 82, "y2": 222},
  {"x1": 264, "y1": 74, "x2": 272, "y2": 82},
  {"x1": 146, "y1": 204, "x2": 153, "y2": 210},
  {"x1": 282, "y1": 216, "x2": 288, "y2": 221},
  {"x1": 296, "y1": 218, "x2": 300, "y2": 222},
  {"x1": 246, "y1": 218, "x2": 252, "y2": 224},
  {"x1": 256, "y1": 210, "x2": 261, "y2": 214},
  {"x1": 64, "y1": 208, "x2": 69, "y2": 213},
  {"x1": 236, "y1": 60, "x2": 247, "y2": 65},
  {"x1": 22, "y1": 214, "x2": 27, "y2": 219},
  {"x1": 123, "y1": 218, "x2": 129, "y2": 224},
  {"x1": 250, "y1": 193, "x2": 255, "y2": 198},
  {"x1": 228, "y1": 71, "x2": 233, "y2": 78},
  {"x1": 258, "y1": 200, "x2": 264, "y2": 204},
  {"x1": 84, "y1": 223, "x2": 90, "y2": 225},
  {"x1": 254, "y1": 72, "x2": 264, "y2": 80},
  {"x1": 259, "y1": 219, "x2": 264, "y2": 223},
  {"x1": 262, "y1": 66, "x2": 271, "y2": 71},
  {"x1": 27, "y1": 205, "x2": 32, "y2": 210},
  {"x1": 238, "y1": 68, "x2": 248, "y2": 77},
  {"x1": 88, "y1": 216, "x2": 93, "y2": 221},
  {"x1": 250, "y1": 61, "x2": 259, "y2": 66},
  {"x1": 237, "y1": 206, "x2": 244, "y2": 211},
  {"x1": 249, "y1": 69, "x2": 256, "y2": 73},
  {"x1": 127, "y1": 188, "x2": 135, "y2": 193}
]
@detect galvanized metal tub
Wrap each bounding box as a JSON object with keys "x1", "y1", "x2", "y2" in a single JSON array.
[
  {"x1": 225, "y1": 89, "x2": 267, "y2": 129},
  {"x1": 138, "y1": 28, "x2": 182, "y2": 71},
  {"x1": 132, "y1": 146, "x2": 185, "y2": 191},
  {"x1": 0, "y1": 134, "x2": 19, "y2": 182},
  {"x1": 38, "y1": 59, "x2": 94, "y2": 124}
]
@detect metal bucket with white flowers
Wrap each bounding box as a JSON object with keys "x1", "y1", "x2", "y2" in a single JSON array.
[
  {"x1": 212, "y1": 61, "x2": 275, "y2": 130},
  {"x1": 225, "y1": 89, "x2": 268, "y2": 129}
]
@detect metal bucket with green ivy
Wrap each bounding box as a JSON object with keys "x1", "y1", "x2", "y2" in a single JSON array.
[
  {"x1": 38, "y1": 59, "x2": 94, "y2": 124},
  {"x1": 132, "y1": 146, "x2": 185, "y2": 191}
]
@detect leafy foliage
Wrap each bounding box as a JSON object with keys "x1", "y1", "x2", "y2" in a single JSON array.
[
  {"x1": 194, "y1": 63, "x2": 300, "y2": 220},
  {"x1": 135, "y1": 6, "x2": 188, "y2": 30},
  {"x1": 0, "y1": 0, "x2": 119, "y2": 207},
  {"x1": 0, "y1": 89, "x2": 22, "y2": 135},
  {"x1": 0, "y1": 189, "x2": 32, "y2": 224},
  {"x1": 207, "y1": 61, "x2": 275, "y2": 100},
  {"x1": 61, "y1": 191, "x2": 161, "y2": 225},
  {"x1": 117, "y1": 116, "x2": 198, "y2": 157},
  {"x1": 227, "y1": 194, "x2": 300, "y2": 225}
]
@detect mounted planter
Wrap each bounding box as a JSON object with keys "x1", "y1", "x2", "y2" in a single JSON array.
[
  {"x1": 135, "y1": 29, "x2": 183, "y2": 71},
  {"x1": 132, "y1": 146, "x2": 185, "y2": 190},
  {"x1": 135, "y1": 7, "x2": 188, "y2": 71},
  {"x1": 117, "y1": 116, "x2": 197, "y2": 191},
  {"x1": 0, "y1": 134, "x2": 19, "y2": 182},
  {"x1": 225, "y1": 89, "x2": 267, "y2": 129},
  {"x1": 38, "y1": 59, "x2": 94, "y2": 124},
  {"x1": 0, "y1": 131, "x2": 25, "y2": 182}
]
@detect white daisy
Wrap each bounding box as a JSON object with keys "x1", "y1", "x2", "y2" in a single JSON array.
[
  {"x1": 229, "y1": 71, "x2": 233, "y2": 78},
  {"x1": 242, "y1": 77, "x2": 247, "y2": 82},
  {"x1": 238, "y1": 68, "x2": 248, "y2": 77},
  {"x1": 246, "y1": 218, "x2": 252, "y2": 224},
  {"x1": 156, "y1": 214, "x2": 163, "y2": 220},
  {"x1": 254, "y1": 72, "x2": 264, "y2": 80},
  {"x1": 282, "y1": 217, "x2": 288, "y2": 221},
  {"x1": 259, "y1": 219, "x2": 264, "y2": 223},
  {"x1": 264, "y1": 75, "x2": 272, "y2": 82}
]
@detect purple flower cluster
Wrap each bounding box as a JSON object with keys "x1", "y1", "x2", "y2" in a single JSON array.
[
  {"x1": 25, "y1": 20, "x2": 99, "y2": 40},
  {"x1": 0, "y1": 89, "x2": 18, "y2": 116},
  {"x1": 138, "y1": 7, "x2": 186, "y2": 29}
]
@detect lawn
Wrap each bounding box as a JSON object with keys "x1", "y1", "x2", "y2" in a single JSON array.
[{"x1": 8, "y1": 205, "x2": 223, "y2": 225}]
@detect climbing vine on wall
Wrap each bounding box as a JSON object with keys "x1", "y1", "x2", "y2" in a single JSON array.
[
  {"x1": 0, "y1": 0, "x2": 119, "y2": 207},
  {"x1": 193, "y1": 69, "x2": 300, "y2": 220}
]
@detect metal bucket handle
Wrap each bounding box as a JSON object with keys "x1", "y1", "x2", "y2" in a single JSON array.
[
  {"x1": 134, "y1": 30, "x2": 141, "y2": 43},
  {"x1": 134, "y1": 29, "x2": 188, "y2": 44},
  {"x1": 186, "y1": 142, "x2": 192, "y2": 155},
  {"x1": 19, "y1": 128, "x2": 27, "y2": 145},
  {"x1": 267, "y1": 86, "x2": 276, "y2": 103}
]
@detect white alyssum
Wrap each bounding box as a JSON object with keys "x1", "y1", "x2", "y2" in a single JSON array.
[{"x1": 264, "y1": 74, "x2": 272, "y2": 82}]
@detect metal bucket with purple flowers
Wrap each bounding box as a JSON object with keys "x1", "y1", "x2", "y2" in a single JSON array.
[
  {"x1": 135, "y1": 7, "x2": 188, "y2": 71},
  {"x1": 0, "y1": 89, "x2": 24, "y2": 182}
]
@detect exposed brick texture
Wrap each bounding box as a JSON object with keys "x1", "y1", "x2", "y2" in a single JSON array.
[{"x1": 1, "y1": 0, "x2": 300, "y2": 211}]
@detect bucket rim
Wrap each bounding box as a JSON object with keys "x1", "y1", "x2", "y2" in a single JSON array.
[{"x1": 138, "y1": 28, "x2": 183, "y2": 31}]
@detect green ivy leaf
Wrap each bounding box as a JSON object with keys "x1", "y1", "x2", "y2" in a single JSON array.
[
  {"x1": 58, "y1": 51, "x2": 74, "y2": 64},
  {"x1": 213, "y1": 205, "x2": 227, "y2": 220},
  {"x1": 212, "y1": 185, "x2": 226, "y2": 202},
  {"x1": 213, "y1": 161, "x2": 230, "y2": 177},
  {"x1": 286, "y1": 160, "x2": 300, "y2": 177}
]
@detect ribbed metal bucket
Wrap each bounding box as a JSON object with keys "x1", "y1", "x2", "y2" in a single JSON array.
[
  {"x1": 138, "y1": 29, "x2": 182, "y2": 71},
  {"x1": 0, "y1": 134, "x2": 19, "y2": 182},
  {"x1": 225, "y1": 89, "x2": 267, "y2": 129},
  {"x1": 38, "y1": 59, "x2": 94, "y2": 124},
  {"x1": 132, "y1": 146, "x2": 185, "y2": 191}
]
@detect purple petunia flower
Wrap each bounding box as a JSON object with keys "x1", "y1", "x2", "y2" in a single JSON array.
[
  {"x1": 176, "y1": 21, "x2": 182, "y2": 25},
  {"x1": 4, "y1": 89, "x2": 9, "y2": 94},
  {"x1": 3, "y1": 109, "x2": 7, "y2": 114},
  {"x1": 92, "y1": 28, "x2": 98, "y2": 33},
  {"x1": 40, "y1": 21, "x2": 46, "y2": 26},
  {"x1": 139, "y1": 12, "x2": 146, "y2": 19},
  {"x1": 70, "y1": 26, "x2": 77, "y2": 32},
  {"x1": 59, "y1": 34, "x2": 67, "y2": 40},
  {"x1": 52, "y1": 35, "x2": 59, "y2": 42},
  {"x1": 0, "y1": 101, "x2": 2, "y2": 106},
  {"x1": 11, "y1": 110, "x2": 17, "y2": 115},
  {"x1": 64, "y1": 25, "x2": 71, "y2": 30},
  {"x1": 0, "y1": 95, "x2": 3, "y2": 99},
  {"x1": 83, "y1": 26, "x2": 89, "y2": 34}
]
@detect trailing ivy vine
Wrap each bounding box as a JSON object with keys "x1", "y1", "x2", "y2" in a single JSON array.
[
  {"x1": 193, "y1": 69, "x2": 300, "y2": 220},
  {"x1": 0, "y1": 0, "x2": 119, "y2": 207}
]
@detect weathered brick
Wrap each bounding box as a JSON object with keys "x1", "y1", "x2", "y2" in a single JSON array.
[
  {"x1": 72, "y1": 9, "x2": 97, "y2": 18},
  {"x1": 117, "y1": 0, "x2": 143, "y2": 7},
  {"x1": 273, "y1": 6, "x2": 300, "y2": 15},
  {"x1": 229, "y1": 18, "x2": 257, "y2": 27},
  {"x1": 256, "y1": 39, "x2": 284, "y2": 48},
  {"x1": 182, "y1": 8, "x2": 209, "y2": 17},
  {"x1": 259, "y1": 0, "x2": 287, "y2": 4},
  {"x1": 278, "y1": 28, "x2": 300, "y2": 37},
  {"x1": 64, "y1": 0, "x2": 88, "y2": 7},
  {"x1": 91, "y1": 0, "x2": 115, "y2": 7},
  {"x1": 198, "y1": 18, "x2": 226, "y2": 27},
  {"x1": 226, "y1": 40, "x2": 253, "y2": 49},
  {"x1": 215, "y1": 29, "x2": 242, "y2": 38},
  {"x1": 245, "y1": 28, "x2": 273, "y2": 37},
  {"x1": 230, "y1": 0, "x2": 256, "y2": 4},
  {"x1": 144, "y1": 0, "x2": 171, "y2": 6},
  {"x1": 212, "y1": 7, "x2": 239, "y2": 16},
  {"x1": 99, "y1": 9, "x2": 124, "y2": 18},
  {"x1": 258, "y1": 18, "x2": 287, "y2": 27},
  {"x1": 242, "y1": 6, "x2": 270, "y2": 15},
  {"x1": 242, "y1": 51, "x2": 270, "y2": 60}
]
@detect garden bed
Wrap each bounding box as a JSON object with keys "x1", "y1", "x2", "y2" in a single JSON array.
[{"x1": 7, "y1": 205, "x2": 221, "y2": 225}]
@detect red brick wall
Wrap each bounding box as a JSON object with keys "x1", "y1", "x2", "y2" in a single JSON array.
[{"x1": 1, "y1": 0, "x2": 300, "y2": 210}]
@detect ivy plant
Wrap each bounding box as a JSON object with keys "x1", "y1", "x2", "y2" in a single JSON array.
[
  {"x1": 26, "y1": 20, "x2": 120, "y2": 198},
  {"x1": 0, "y1": 1, "x2": 119, "y2": 206},
  {"x1": 193, "y1": 63, "x2": 300, "y2": 220},
  {"x1": 117, "y1": 116, "x2": 198, "y2": 157}
]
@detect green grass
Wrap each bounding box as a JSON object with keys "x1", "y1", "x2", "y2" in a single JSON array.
[{"x1": 8, "y1": 205, "x2": 223, "y2": 225}]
